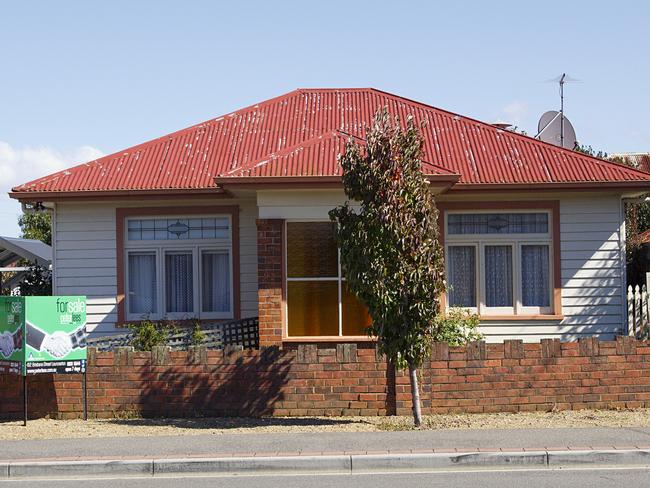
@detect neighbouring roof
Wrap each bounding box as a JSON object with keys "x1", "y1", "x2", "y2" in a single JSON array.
[
  {"x1": 0, "y1": 236, "x2": 52, "y2": 267},
  {"x1": 610, "y1": 153, "x2": 650, "y2": 173},
  {"x1": 11, "y1": 88, "x2": 650, "y2": 198}
]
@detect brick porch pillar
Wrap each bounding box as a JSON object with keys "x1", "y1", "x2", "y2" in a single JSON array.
[{"x1": 257, "y1": 219, "x2": 284, "y2": 347}]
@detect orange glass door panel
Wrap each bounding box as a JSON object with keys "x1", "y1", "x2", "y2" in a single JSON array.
[{"x1": 287, "y1": 281, "x2": 339, "y2": 336}]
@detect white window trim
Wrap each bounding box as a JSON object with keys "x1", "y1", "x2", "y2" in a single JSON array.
[
  {"x1": 445, "y1": 210, "x2": 554, "y2": 316},
  {"x1": 124, "y1": 214, "x2": 234, "y2": 321}
]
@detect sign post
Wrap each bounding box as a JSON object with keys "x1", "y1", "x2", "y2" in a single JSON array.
[{"x1": 0, "y1": 296, "x2": 87, "y2": 425}]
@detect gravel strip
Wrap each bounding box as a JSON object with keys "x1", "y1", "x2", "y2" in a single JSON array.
[{"x1": 2, "y1": 409, "x2": 650, "y2": 441}]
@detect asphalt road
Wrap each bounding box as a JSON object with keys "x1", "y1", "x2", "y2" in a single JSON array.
[{"x1": 4, "y1": 468, "x2": 650, "y2": 488}]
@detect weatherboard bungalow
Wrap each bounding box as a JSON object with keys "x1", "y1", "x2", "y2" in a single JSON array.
[{"x1": 10, "y1": 89, "x2": 650, "y2": 344}]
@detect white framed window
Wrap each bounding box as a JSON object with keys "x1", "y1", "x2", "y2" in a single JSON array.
[
  {"x1": 445, "y1": 211, "x2": 553, "y2": 316},
  {"x1": 284, "y1": 221, "x2": 371, "y2": 337},
  {"x1": 124, "y1": 215, "x2": 233, "y2": 321}
]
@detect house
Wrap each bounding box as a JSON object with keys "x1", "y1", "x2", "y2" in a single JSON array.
[{"x1": 9, "y1": 88, "x2": 650, "y2": 343}]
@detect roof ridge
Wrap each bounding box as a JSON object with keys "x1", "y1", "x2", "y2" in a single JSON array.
[{"x1": 220, "y1": 130, "x2": 347, "y2": 177}]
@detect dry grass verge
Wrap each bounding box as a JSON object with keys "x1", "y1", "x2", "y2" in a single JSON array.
[{"x1": 2, "y1": 409, "x2": 650, "y2": 441}]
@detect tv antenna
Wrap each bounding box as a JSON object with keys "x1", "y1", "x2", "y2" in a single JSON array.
[{"x1": 535, "y1": 73, "x2": 579, "y2": 149}]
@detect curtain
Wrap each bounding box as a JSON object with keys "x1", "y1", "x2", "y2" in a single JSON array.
[
  {"x1": 165, "y1": 252, "x2": 193, "y2": 313},
  {"x1": 521, "y1": 245, "x2": 550, "y2": 307},
  {"x1": 202, "y1": 251, "x2": 230, "y2": 313},
  {"x1": 485, "y1": 246, "x2": 513, "y2": 307},
  {"x1": 128, "y1": 253, "x2": 157, "y2": 315},
  {"x1": 447, "y1": 246, "x2": 476, "y2": 307}
]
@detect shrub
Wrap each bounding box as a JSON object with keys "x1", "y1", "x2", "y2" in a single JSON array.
[
  {"x1": 433, "y1": 308, "x2": 483, "y2": 346},
  {"x1": 190, "y1": 320, "x2": 206, "y2": 346},
  {"x1": 129, "y1": 319, "x2": 178, "y2": 351}
]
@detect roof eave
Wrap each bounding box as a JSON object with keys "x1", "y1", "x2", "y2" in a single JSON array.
[
  {"x1": 9, "y1": 187, "x2": 229, "y2": 203},
  {"x1": 450, "y1": 181, "x2": 650, "y2": 192},
  {"x1": 214, "y1": 174, "x2": 461, "y2": 190}
]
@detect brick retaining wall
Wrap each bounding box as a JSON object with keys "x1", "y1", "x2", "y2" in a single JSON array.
[{"x1": 1, "y1": 337, "x2": 650, "y2": 420}]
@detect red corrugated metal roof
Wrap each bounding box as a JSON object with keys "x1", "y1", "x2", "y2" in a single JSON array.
[
  {"x1": 11, "y1": 88, "x2": 650, "y2": 196},
  {"x1": 219, "y1": 130, "x2": 458, "y2": 179}
]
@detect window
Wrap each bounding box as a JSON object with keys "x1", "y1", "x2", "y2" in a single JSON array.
[
  {"x1": 445, "y1": 211, "x2": 553, "y2": 316},
  {"x1": 286, "y1": 222, "x2": 371, "y2": 337},
  {"x1": 125, "y1": 215, "x2": 233, "y2": 320}
]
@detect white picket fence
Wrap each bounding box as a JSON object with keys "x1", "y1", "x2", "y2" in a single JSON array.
[{"x1": 627, "y1": 272, "x2": 650, "y2": 339}]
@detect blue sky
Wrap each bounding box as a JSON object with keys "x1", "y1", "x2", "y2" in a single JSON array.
[{"x1": 1, "y1": 0, "x2": 648, "y2": 237}]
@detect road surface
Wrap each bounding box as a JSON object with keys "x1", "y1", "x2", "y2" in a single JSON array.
[{"x1": 5, "y1": 467, "x2": 650, "y2": 487}]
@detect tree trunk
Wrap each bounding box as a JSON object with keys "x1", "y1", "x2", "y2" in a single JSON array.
[{"x1": 408, "y1": 361, "x2": 422, "y2": 427}]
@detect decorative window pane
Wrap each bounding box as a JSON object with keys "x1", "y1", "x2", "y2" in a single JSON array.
[
  {"x1": 484, "y1": 246, "x2": 513, "y2": 307},
  {"x1": 447, "y1": 246, "x2": 476, "y2": 307},
  {"x1": 448, "y1": 213, "x2": 548, "y2": 235},
  {"x1": 287, "y1": 222, "x2": 338, "y2": 278},
  {"x1": 127, "y1": 217, "x2": 229, "y2": 241},
  {"x1": 521, "y1": 245, "x2": 550, "y2": 307},
  {"x1": 287, "y1": 281, "x2": 339, "y2": 336},
  {"x1": 202, "y1": 250, "x2": 230, "y2": 313},
  {"x1": 128, "y1": 252, "x2": 157, "y2": 315},
  {"x1": 165, "y1": 251, "x2": 193, "y2": 313},
  {"x1": 342, "y1": 284, "x2": 372, "y2": 336}
]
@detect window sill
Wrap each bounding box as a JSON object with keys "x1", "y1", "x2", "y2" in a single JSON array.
[
  {"x1": 283, "y1": 336, "x2": 376, "y2": 343},
  {"x1": 478, "y1": 314, "x2": 564, "y2": 321}
]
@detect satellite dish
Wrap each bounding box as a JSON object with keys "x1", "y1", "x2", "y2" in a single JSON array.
[{"x1": 536, "y1": 110, "x2": 577, "y2": 149}]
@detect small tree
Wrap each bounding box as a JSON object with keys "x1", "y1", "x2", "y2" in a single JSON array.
[
  {"x1": 19, "y1": 211, "x2": 52, "y2": 246},
  {"x1": 329, "y1": 108, "x2": 446, "y2": 427}
]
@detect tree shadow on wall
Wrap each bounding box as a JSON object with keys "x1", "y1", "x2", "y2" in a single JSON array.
[{"x1": 107, "y1": 346, "x2": 373, "y2": 429}]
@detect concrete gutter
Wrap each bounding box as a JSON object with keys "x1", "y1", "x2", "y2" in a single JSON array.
[{"x1": 3, "y1": 449, "x2": 650, "y2": 479}]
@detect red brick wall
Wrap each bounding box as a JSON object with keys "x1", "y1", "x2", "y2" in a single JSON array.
[
  {"x1": 257, "y1": 219, "x2": 284, "y2": 347},
  {"x1": 1, "y1": 337, "x2": 650, "y2": 420}
]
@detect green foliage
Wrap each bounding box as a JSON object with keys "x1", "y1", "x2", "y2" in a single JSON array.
[
  {"x1": 18, "y1": 264, "x2": 52, "y2": 296},
  {"x1": 574, "y1": 144, "x2": 608, "y2": 160},
  {"x1": 18, "y1": 211, "x2": 52, "y2": 246},
  {"x1": 129, "y1": 319, "x2": 178, "y2": 351},
  {"x1": 329, "y1": 108, "x2": 446, "y2": 370},
  {"x1": 433, "y1": 308, "x2": 482, "y2": 346},
  {"x1": 190, "y1": 320, "x2": 206, "y2": 346}
]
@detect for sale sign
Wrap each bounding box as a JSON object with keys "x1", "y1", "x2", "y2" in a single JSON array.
[
  {"x1": 0, "y1": 296, "x2": 87, "y2": 375},
  {"x1": 0, "y1": 297, "x2": 25, "y2": 374}
]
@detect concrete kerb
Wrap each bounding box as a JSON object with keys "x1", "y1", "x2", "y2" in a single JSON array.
[
  {"x1": 351, "y1": 451, "x2": 547, "y2": 472},
  {"x1": 3, "y1": 450, "x2": 650, "y2": 479},
  {"x1": 8, "y1": 459, "x2": 154, "y2": 478},
  {"x1": 547, "y1": 449, "x2": 650, "y2": 467},
  {"x1": 155, "y1": 455, "x2": 351, "y2": 475}
]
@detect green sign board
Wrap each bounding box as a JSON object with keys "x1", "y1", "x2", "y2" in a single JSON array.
[{"x1": 0, "y1": 296, "x2": 87, "y2": 375}]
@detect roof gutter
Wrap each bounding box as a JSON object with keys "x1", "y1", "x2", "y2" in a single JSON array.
[
  {"x1": 8, "y1": 188, "x2": 230, "y2": 203},
  {"x1": 450, "y1": 181, "x2": 650, "y2": 192}
]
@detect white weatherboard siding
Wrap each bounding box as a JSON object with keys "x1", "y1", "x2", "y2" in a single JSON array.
[
  {"x1": 259, "y1": 190, "x2": 627, "y2": 342},
  {"x1": 55, "y1": 191, "x2": 626, "y2": 341},
  {"x1": 479, "y1": 195, "x2": 624, "y2": 342},
  {"x1": 54, "y1": 199, "x2": 259, "y2": 336}
]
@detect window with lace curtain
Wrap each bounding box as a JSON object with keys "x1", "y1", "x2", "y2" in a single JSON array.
[
  {"x1": 445, "y1": 211, "x2": 553, "y2": 316},
  {"x1": 124, "y1": 216, "x2": 232, "y2": 320}
]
